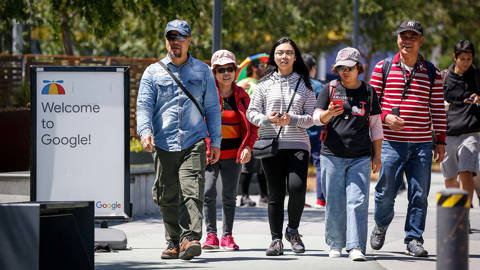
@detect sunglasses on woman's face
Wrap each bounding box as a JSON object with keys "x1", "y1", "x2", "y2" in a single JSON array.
[
  {"x1": 217, "y1": 67, "x2": 235, "y2": 73},
  {"x1": 336, "y1": 65, "x2": 356, "y2": 72}
]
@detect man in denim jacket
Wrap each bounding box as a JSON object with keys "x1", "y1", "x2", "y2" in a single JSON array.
[{"x1": 136, "y1": 19, "x2": 221, "y2": 260}]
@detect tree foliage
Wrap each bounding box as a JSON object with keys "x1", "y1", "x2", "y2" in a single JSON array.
[{"x1": 0, "y1": 0, "x2": 479, "y2": 71}]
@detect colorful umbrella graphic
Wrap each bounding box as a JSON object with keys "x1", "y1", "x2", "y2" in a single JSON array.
[
  {"x1": 41, "y1": 80, "x2": 65, "y2": 95},
  {"x1": 235, "y1": 53, "x2": 269, "y2": 82}
]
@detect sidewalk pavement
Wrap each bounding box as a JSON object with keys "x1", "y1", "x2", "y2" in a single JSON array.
[{"x1": 95, "y1": 171, "x2": 480, "y2": 270}]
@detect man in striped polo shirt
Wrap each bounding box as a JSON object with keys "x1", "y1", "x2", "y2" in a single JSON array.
[{"x1": 369, "y1": 20, "x2": 447, "y2": 257}]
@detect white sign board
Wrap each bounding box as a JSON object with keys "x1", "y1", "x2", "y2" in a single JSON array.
[{"x1": 31, "y1": 67, "x2": 130, "y2": 218}]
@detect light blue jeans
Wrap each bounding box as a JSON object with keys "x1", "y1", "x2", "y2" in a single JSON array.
[{"x1": 321, "y1": 154, "x2": 371, "y2": 254}]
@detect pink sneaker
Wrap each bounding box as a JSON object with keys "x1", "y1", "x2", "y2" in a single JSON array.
[
  {"x1": 221, "y1": 235, "x2": 239, "y2": 251},
  {"x1": 202, "y1": 233, "x2": 219, "y2": 249}
]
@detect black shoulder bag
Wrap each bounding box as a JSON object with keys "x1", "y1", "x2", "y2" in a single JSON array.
[
  {"x1": 158, "y1": 61, "x2": 205, "y2": 118},
  {"x1": 252, "y1": 79, "x2": 301, "y2": 159}
]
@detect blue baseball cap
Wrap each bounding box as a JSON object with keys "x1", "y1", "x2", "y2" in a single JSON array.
[{"x1": 164, "y1": 19, "x2": 191, "y2": 37}]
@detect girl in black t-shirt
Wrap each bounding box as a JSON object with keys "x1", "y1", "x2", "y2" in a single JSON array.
[{"x1": 312, "y1": 47, "x2": 383, "y2": 261}]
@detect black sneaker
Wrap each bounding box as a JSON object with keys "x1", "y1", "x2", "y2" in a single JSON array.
[
  {"x1": 266, "y1": 239, "x2": 284, "y2": 256},
  {"x1": 370, "y1": 225, "x2": 388, "y2": 250},
  {"x1": 240, "y1": 195, "x2": 256, "y2": 207},
  {"x1": 285, "y1": 228, "x2": 305, "y2": 253},
  {"x1": 406, "y1": 239, "x2": 428, "y2": 257}
]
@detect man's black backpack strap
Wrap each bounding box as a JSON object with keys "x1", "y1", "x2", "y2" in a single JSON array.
[
  {"x1": 158, "y1": 61, "x2": 205, "y2": 118},
  {"x1": 425, "y1": 60, "x2": 437, "y2": 102},
  {"x1": 379, "y1": 56, "x2": 393, "y2": 104}
]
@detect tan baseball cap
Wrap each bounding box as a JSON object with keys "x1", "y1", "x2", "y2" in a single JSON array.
[{"x1": 211, "y1": 50, "x2": 237, "y2": 69}]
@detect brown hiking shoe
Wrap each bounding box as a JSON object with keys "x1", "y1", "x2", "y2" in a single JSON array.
[
  {"x1": 161, "y1": 241, "x2": 179, "y2": 259},
  {"x1": 179, "y1": 237, "x2": 201, "y2": 260}
]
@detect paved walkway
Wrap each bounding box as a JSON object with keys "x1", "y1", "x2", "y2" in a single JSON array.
[{"x1": 95, "y1": 172, "x2": 480, "y2": 270}]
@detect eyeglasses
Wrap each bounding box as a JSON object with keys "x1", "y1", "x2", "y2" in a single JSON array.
[
  {"x1": 217, "y1": 67, "x2": 235, "y2": 73},
  {"x1": 336, "y1": 65, "x2": 356, "y2": 72},
  {"x1": 166, "y1": 33, "x2": 188, "y2": 42},
  {"x1": 274, "y1": 50, "x2": 295, "y2": 57}
]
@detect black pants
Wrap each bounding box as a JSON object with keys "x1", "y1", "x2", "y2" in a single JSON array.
[
  {"x1": 240, "y1": 158, "x2": 268, "y2": 197},
  {"x1": 261, "y1": 149, "x2": 309, "y2": 240}
]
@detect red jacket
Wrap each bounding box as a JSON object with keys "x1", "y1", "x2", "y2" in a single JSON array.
[{"x1": 206, "y1": 82, "x2": 258, "y2": 163}]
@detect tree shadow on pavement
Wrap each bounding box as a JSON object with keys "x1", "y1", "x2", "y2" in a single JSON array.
[
  {"x1": 293, "y1": 253, "x2": 329, "y2": 257},
  {"x1": 95, "y1": 261, "x2": 208, "y2": 270},
  {"x1": 233, "y1": 207, "x2": 325, "y2": 222},
  {"x1": 193, "y1": 256, "x2": 297, "y2": 263},
  {"x1": 371, "y1": 251, "x2": 436, "y2": 262}
]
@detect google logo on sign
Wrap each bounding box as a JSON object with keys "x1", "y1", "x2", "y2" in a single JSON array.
[{"x1": 96, "y1": 201, "x2": 122, "y2": 210}]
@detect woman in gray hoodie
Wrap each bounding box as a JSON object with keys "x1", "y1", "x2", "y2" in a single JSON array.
[{"x1": 246, "y1": 37, "x2": 316, "y2": 256}]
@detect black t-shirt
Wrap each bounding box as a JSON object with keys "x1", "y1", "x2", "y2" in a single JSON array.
[
  {"x1": 315, "y1": 80, "x2": 382, "y2": 158},
  {"x1": 444, "y1": 64, "x2": 480, "y2": 136}
]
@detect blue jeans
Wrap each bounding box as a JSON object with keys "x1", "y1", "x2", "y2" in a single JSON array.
[
  {"x1": 321, "y1": 154, "x2": 370, "y2": 254},
  {"x1": 374, "y1": 141, "x2": 433, "y2": 244},
  {"x1": 309, "y1": 135, "x2": 324, "y2": 200}
]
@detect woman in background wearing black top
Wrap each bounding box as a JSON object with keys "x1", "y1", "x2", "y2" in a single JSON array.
[
  {"x1": 441, "y1": 40, "x2": 480, "y2": 214},
  {"x1": 313, "y1": 47, "x2": 383, "y2": 261}
]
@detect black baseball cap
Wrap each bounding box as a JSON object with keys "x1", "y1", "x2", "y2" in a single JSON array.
[{"x1": 396, "y1": 20, "x2": 423, "y2": 36}]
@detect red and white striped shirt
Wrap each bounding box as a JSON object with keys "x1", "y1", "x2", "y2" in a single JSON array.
[{"x1": 369, "y1": 53, "x2": 446, "y2": 143}]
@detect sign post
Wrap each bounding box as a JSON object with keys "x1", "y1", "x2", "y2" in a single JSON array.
[{"x1": 31, "y1": 66, "x2": 131, "y2": 219}]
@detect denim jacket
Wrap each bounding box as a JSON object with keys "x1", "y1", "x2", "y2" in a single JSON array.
[{"x1": 136, "y1": 54, "x2": 222, "y2": 151}]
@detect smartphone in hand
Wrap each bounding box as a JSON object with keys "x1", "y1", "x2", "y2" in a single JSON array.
[
  {"x1": 331, "y1": 100, "x2": 343, "y2": 109},
  {"x1": 466, "y1": 97, "x2": 474, "y2": 102}
]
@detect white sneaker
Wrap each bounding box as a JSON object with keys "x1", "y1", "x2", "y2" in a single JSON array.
[
  {"x1": 348, "y1": 248, "x2": 366, "y2": 261},
  {"x1": 329, "y1": 248, "x2": 342, "y2": 258}
]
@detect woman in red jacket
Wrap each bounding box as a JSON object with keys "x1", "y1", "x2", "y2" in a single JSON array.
[{"x1": 202, "y1": 49, "x2": 258, "y2": 251}]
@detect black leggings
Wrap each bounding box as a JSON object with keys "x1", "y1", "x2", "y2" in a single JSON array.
[{"x1": 261, "y1": 149, "x2": 309, "y2": 240}]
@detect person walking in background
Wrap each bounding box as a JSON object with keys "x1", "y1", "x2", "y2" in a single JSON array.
[
  {"x1": 238, "y1": 59, "x2": 269, "y2": 207},
  {"x1": 302, "y1": 53, "x2": 326, "y2": 208},
  {"x1": 202, "y1": 50, "x2": 258, "y2": 251},
  {"x1": 441, "y1": 40, "x2": 480, "y2": 227},
  {"x1": 369, "y1": 20, "x2": 447, "y2": 257},
  {"x1": 238, "y1": 59, "x2": 265, "y2": 95},
  {"x1": 313, "y1": 47, "x2": 383, "y2": 261},
  {"x1": 247, "y1": 37, "x2": 316, "y2": 256},
  {"x1": 136, "y1": 19, "x2": 222, "y2": 260}
]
